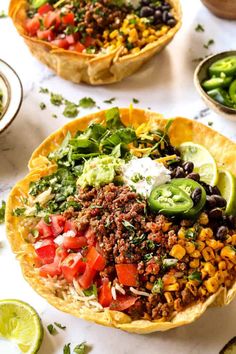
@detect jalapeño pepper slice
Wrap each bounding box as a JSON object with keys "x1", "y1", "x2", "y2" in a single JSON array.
[
  {"x1": 148, "y1": 184, "x2": 193, "y2": 216},
  {"x1": 207, "y1": 88, "x2": 234, "y2": 108},
  {"x1": 202, "y1": 77, "x2": 232, "y2": 91},
  {"x1": 209, "y1": 56, "x2": 236, "y2": 77},
  {"x1": 229, "y1": 79, "x2": 236, "y2": 104},
  {"x1": 170, "y1": 178, "x2": 206, "y2": 218}
]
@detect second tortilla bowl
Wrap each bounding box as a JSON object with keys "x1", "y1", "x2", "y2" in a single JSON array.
[
  {"x1": 9, "y1": 0, "x2": 181, "y2": 85},
  {"x1": 6, "y1": 108, "x2": 236, "y2": 333}
]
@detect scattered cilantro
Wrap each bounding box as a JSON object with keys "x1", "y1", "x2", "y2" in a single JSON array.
[
  {"x1": 64, "y1": 343, "x2": 71, "y2": 354},
  {"x1": 131, "y1": 233, "x2": 146, "y2": 245},
  {"x1": 129, "y1": 18, "x2": 137, "y2": 25},
  {"x1": 12, "y1": 207, "x2": 26, "y2": 216},
  {"x1": 0, "y1": 200, "x2": 6, "y2": 223},
  {"x1": 132, "y1": 98, "x2": 139, "y2": 104},
  {"x1": 131, "y1": 173, "x2": 143, "y2": 183},
  {"x1": 54, "y1": 322, "x2": 66, "y2": 330},
  {"x1": 39, "y1": 87, "x2": 49, "y2": 94},
  {"x1": 0, "y1": 11, "x2": 7, "y2": 18},
  {"x1": 188, "y1": 270, "x2": 202, "y2": 282},
  {"x1": 52, "y1": 114, "x2": 58, "y2": 119},
  {"x1": 73, "y1": 342, "x2": 87, "y2": 354},
  {"x1": 63, "y1": 101, "x2": 79, "y2": 118},
  {"x1": 47, "y1": 324, "x2": 57, "y2": 335},
  {"x1": 40, "y1": 102, "x2": 46, "y2": 110},
  {"x1": 50, "y1": 93, "x2": 64, "y2": 106},
  {"x1": 143, "y1": 253, "x2": 153, "y2": 262},
  {"x1": 31, "y1": 229, "x2": 39, "y2": 238},
  {"x1": 79, "y1": 97, "x2": 96, "y2": 108},
  {"x1": 146, "y1": 239, "x2": 155, "y2": 250},
  {"x1": 104, "y1": 97, "x2": 116, "y2": 104},
  {"x1": 122, "y1": 220, "x2": 135, "y2": 230},
  {"x1": 208, "y1": 121, "x2": 213, "y2": 126},
  {"x1": 185, "y1": 229, "x2": 197, "y2": 240},
  {"x1": 152, "y1": 278, "x2": 163, "y2": 294},
  {"x1": 195, "y1": 24, "x2": 204, "y2": 32},
  {"x1": 83, "y1": 284, "x2": 97, "y2": 297},
  {"x1": 204, "y1": 39, "x2": 214, "y2": 49}
]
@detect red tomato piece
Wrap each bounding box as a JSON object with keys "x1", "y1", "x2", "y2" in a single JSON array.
[
  {"x1": 63, "y1": 236, "x2": 87, "y2": 249},
  {"x1": 61, "y1": 253, "x2": 86, "y2": 282},
  {"x1": 83, "y1": 36, "x2": 95, "y2": 48},
  {"x1": 62, "y1": 12, "x2": 75, "y2": 25},
  {"x1": 66, "y1": 34, "x2": 79, "y2": 45},
  {"x1": 54, "y1": 246, "x2": 68, "y2": 265},
  {"x1": 110, "y1": 295, "x2": 137, "y2": 311},
  {"x1": 86, "y1": 247, "x2": 106, "y2": 271},
  {"x1": 98, "y1": 278, "x2": 112, "y2": 307},
  {"x1": 51, "y1": 38, "x2": 70, "y2": 49},
  {"x1": 39, "y1": 262, "x2": 61, "y2": 278},
  {"x1": 64, "y1": 219, "x2": 77, "y2": 234},
  {"x1": 85, "y1": 228, "x2": 96, "y2": 246},
  {"x1": 37, "y1": 29, "x2": 55, "y2": 41},
  {"x1": 44, "y1": 11, "x2": 61, "y2": 29},
  {"x1": 78, "y1": 264, "x2": 96, "y2": 289},
  {"x1": 51, "y1": 215, "x2": 65, "y2": 237},
  {"x1": 36, "y1": 219, "x2": 53, "y2": 238},
  {"x1": 25, "y1": 17, "x2": 40, "y2": 36},
  {"x1": 35, "y1": 239, "x2": 56, "y2": 264},
  {"x1": 74, "y1": 42, "x2": 85, "y2": 53},
  {"x1": 38, "y1": 3, "x2": 53, "y2": 15},
  {"x1": 115, "y1": 264, "x2": 138, "y2": 287}
]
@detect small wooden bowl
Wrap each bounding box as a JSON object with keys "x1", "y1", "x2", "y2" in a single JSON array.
[
  {"x1": 200, "y1": 0, "x2": 236, "y2": 20},
  {"x1": 194, "y1": 51, "x2": 236, "y2": 121}
]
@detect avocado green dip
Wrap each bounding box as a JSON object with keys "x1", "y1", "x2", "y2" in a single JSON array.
[{"x1": 77, "y1": 155, "x2": 123, "y2": 188}]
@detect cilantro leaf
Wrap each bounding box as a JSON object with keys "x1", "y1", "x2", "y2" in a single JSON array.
[
  {"x1": 39, "y1": 87, "x2": 49, "y2": 94},
  {"x1": 50, "y1": 93, "x2": 64, "y2": 106},
  {"x1": 64, "y1": 343, "x2": 71, "y2": 354},
  {"x1": 40, "y1": 102, "x2": 46, "y2": 110},
  {"x1": 195, "y1": 24, "x2": 204, "y2": 32},
  {"x1": 0, "y1": 11, "x2": 7, "y2": 18},
  {"x1": 47, "y1": 324, "x2": 57, "y2": 335},
  {"x1": 83, "y1": 284, "x2": 97, "y2": 297},
  {"x1": 188, "y1": 270, "x2": 202, "y2": 282},
  {"x1": 0, "y1": 200, "x2": 6, "y2": 223},
  {"x1": 79, "y1": 97, "x2": 96, "y2": 108},
  {"x1": 54, "y1": 322, "x2": 66, "y2": 330},
  {"x1": 203, "y1": 39, "x2": 214, "y2": 49},
  {"x1": 152, "y1": 278, "x2": 163, "y2": 294},
  {"x1": 63, "y1": 102, "x2": 79, "y2": 118},
  {"x1": 73, "y1": 342, "x2": 87, "y2": 354},
  {"x1": 104, "y1": 97, "x2": 116, "y2": 104},
  {"x1": 105, "y1": 107, "x2": 124, "y2": 130},
  {"x1": 132, "y1": 98, "x2": 139, "y2": 104}
]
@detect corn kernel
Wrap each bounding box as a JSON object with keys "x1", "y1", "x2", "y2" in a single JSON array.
[
  {"x1": 218, "y1": 260, "x2": 227, "y2": 270},
  {"x1": 164, "y1": 283, "x2": 179, "y2": 291},
  {"x1": 147, "y1": 35, "x2": 157, "y2": 43},
  {"x1": 178, "y1": 227, "x2": 186, "y2": 239},
  {"x1": 202, "y1": 247, "x2": 215, "y2": 261},
  {"x1": 170, "y1": 244, "x2": 186, "y2": 260},
  {"x1": 197, "y1": 241, "x2": 205, "y2": 252},
  {"x1": 204, "y1": 277, "x2": 219, "y2": 293},
  {"x1": 164, "y1": 292, "x2": 174, "y2": 304},
  {"x1": 199, "y1": 227, "x2": 213, "y2": 241},
  {"x1": 227, "y1": 261, "x2": 234, "y2": 270},
  {"x1": 199, "y1": 212, "x2": 209, "y2": 225},
  {"x1": 186, "y1": 242, "x2": 195, "y2": 254},
  {"x1": 145, "y1": 282, "x2": 153, "y2": 290},
  {"x1": 190, "y1": 259, "x2": 200, "y2": 268},
  {"x1": 143, "y1": 30, "x2": 149, "y2": 38},
  {"x1": 206, "y1": 239, "x2": 224, "y2": 250},
  {"x1": 163, "y1": 275, "x2": 176, "y2": 285},
  {"x1": 191, "y1": 250, "x2": 201, "y2": 258},
  {"x1": 215, "y1": 254, "x2": 222, "y2": 263},
  {"x1": 230, "y1": 234, "x2": 236, "y2": 246},
  {"x1": 221, "y1": 246, "x2": 236, "y2": 263},
  {"x1": 204, "y1": 262, "x2": 216, "y2": 276},
  {"x1": 201, "y1": 269, "x2": 208, "y2": 279},
  {"x1": 186, "y1": 281, "x2": 198, "y2": 296},
  {"x1": 198, "y1": 287, "x2": 207, "y2": 297},
  {"x1": 162, "y1": 222, "x2": 172, "y2": 232},
  {"x1": 131, "y1": 47, "x2": 140, "y2": 54},
  {"x1": 109, "y1": 30, "x2": 119, "y2": 39},
  {"x1": 214, "y1": 270, "x2": 225, "y2": 284}
]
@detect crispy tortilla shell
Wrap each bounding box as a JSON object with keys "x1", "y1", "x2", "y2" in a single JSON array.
[
  {"x1": 9, "y1": 0, "x2": 181, "y2": 85},
  {"x1": 6, "y1": 109, "x2": 236, "y2": 333}
]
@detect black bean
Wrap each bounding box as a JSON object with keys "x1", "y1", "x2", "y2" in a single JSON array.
[
  {"x1": 191, "y1": 187, "x2": 202, "y2": 206},
  {"x1": 206, "y1": 195, "x2": 217, "y2": 209},
  {"x1": 208, "y1": 208, "x2": 223, "y2": 219},
  {"x1": 209, "y1": 185, "x2": 221, "y2": 195},
  {"x1": 216, "y1": 226, "x2": 228, "y2": 241},
  {"x1": 182, "y1": 161, "x2": 194, "y2": 174},
  {"x1": 162, "y1": 10, "x2": 168, "y2": 22},
  {"x1": 227, "y1": 215, "x2": 236, "y2": 229},
  {"x1": 154, "y1": 9, "x2": 162, "y2": 20},
  {"x1": 212, "y1": 195, "x2": 227, "y2": 208},
  {"x1": 186, "y1": 172, "x2": 200, "y2": 182},
  {"x1": 140, "y1": 6, "x2": 154, "y2": 17},
  {"x1": 175, "y1": 166, "x2": 185, "y2": 178},
  {"x1": 141, "y1": 0, "x2": 150, "y2": 5},
  {"x1": 167, "y1": 18, "x2": 177, "y2": 27}
]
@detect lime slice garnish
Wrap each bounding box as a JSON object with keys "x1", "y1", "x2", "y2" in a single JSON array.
[
  {"x1": 178, "y1": 142, "x2": 218, "y2": 186},
  {"x1": 217, "y1": 169, "x2": 236, "y2": 215},
  {"x1": 0, "y1": 299, "x2": 43, "y2": 354}
]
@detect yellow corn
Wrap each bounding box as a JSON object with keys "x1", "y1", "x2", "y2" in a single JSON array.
[
  {"x1": 218, "y1": 260, "x2": 227, "y2": 270},
  {"x1": 164, "y1": 292, "x2": 174, "y2": 304},
  {"x1": 164, "y1": 283, "x2": 180, "y2": 291},
  {"x1": 199, "y1": 212, "x2": 209, "y2": 225},
  {"x1": 191, "y1": 250, "x2": 201, "y2": 258},
  {"x1": 204, "y1": 277, "x2": 219, "y2": 293},
  {"x1": 203, "y1": 262, "x2": 216, "y2": 276},
  {"x1": 230, "y1": 234, "x2": 236, "y2": 246},
  {"x1": 170, "y1": 244, "x2": 186, "y2": 260},
  {"x1": 221, "y1": 246, "x2": 236, "y2": 263},
  {"x1": 131, "y1": 47, "x2": 140, "y2": 54},
  {"x1": 199, "y1": 227, "x2": 213, "y2": 241},
  {"x1": 128, "y1": 28, "x2": 139, "y2": 43},
  {"x1": 162, "y1": 222, "x2": 172, "y2": 232},
  {"x1": 198, "y1": 287, "x2": 207, "y2": 297},
  {"x1": 147, "y1": 35, "x2": 157, "y2": 43},
  {"x1": 163, "y1": 275, "x2": 176, "y2": 285},
  {"x1": 186, "y1": 281, "x2": 198, "y2": 296},
  {"x1": 143, "y1": 29, "x2": 149, "y2": 38},
  {"x1": 197, "y1": 241, "x2": 205, "y2": 252},
  {"x1": 177, "y1": 227, "x2": 186, "y2": 239},
  {"x1": 214, "y1": 270, "x2": 225, "y2": 284},
  {"x1": 227, "y1": 261, "x2": 234, "y2": 270},
  {"x1": 206, "y1": 239, "x2": 224, "y2": 250},
  {"x1": 186, "y1": 242, "x2": 195, "y2": 254},
  {"x1": 190, "y1": 259, "x2": 200, "y2": 268},
  {"x1": 202, "y1": 246, "x2": 215, "y2": 261},
  {"x1": 109, "y1": 30, "x2": 119, "y2": 39}
]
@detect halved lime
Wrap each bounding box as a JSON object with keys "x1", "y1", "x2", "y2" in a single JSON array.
[
  {"x1": 217, "y1": 169, "x2": 236, "y2": 215},
  {"x1": 178, "y1": 142, "x2": 218, "y2": 186},
  {"x1": 0, "y1": 299, "x2": 43, "y2": 354}
]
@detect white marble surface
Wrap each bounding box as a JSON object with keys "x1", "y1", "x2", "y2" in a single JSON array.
[{"x1": 0, "y1": 0, "x2": 236, "y2": 353}]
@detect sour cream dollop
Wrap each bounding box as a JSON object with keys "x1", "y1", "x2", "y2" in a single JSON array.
[{"x1": 122, "y1": 157, "x2": 171, "y2": 197}]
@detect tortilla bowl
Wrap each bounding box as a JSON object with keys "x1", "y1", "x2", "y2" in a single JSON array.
[
  {"x1": 9, "y1": 0, "x2": 181, "y2": 85},
  {"x1": 6, "y1": 109, "x2": 236, "y2": 333}
]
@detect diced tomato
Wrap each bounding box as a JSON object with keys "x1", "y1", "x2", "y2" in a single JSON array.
[
  {"x1": 35, "y1": 239, "x2": 56, "y2": 264},
  {"x1": 64, "y1": 220, "x2": 77, "y2": 234},
  {"x1": 61, "y1": 253, "x2": 86, "y2": 282},
  {"x1": 83, "y1": 36, "x2": 95, "y2": 48},
  {"x1": 51, "y1": 38, "x2": 70, "y2": 49},
  {"x1": 78, "y1": 264, "x2": 96, "y2": 289},
  {"x1": 115, "y1": 264, "x2": 138, "y2": 287},
  {"x1": 51, "y1": 215, "x2": 65, "y2": 237},
  {"x1": 39, "y1": 262, "x2": 61, "y2": 277},
  {"x1": 98, "y1": 278, "x2": 112, "y2": 307},
  {"x1": 66, "y1": 34, "x2": 78, "y2": 45},
  {"x1": 54, "y1": 246, "x2": 68, "y2": 265},
  {"x1": 62, "y1": 12, "x2": 75, "y2": 25},
  {"x1": 85, "y1": 228, "x2": 96, "y2": 246},
  {"x1": 38, "y1": 3, "x2": 53, "y2": 15},
  {"x1": 63, "y1": 236, "x2": 87, "y2": 249},
  {"x1": 25, "y1": 17, "x2": 40, "y2": 36},
  {"x1": 44, "y1": 11, "x2": 61, "y2": 29},
  {"x1": 74, "y1": 42, "x2": 85, "y2": 53},
  {"x1": 36, "y1": 219, "x2": 53, "y2": 238},
  {"x1": 37, "y1": 29, "x2": 55, "y2": 41},
  {"x1": 110, "y1": 295, "x2": 137, "y2": 311},
  {"x1": 86, "y1": 246, "x2": 106, "y2": 271}
]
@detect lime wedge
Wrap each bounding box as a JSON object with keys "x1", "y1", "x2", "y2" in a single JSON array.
[
  {"x1": 0, "y1": 299, "x2": 43, "y2": 354},
  {"x1": 178, "y1": 142, "x2": 218, "y2": 186},
  {"x1": 217, "y1": 169, "x2": 236, "y2": 215}
]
